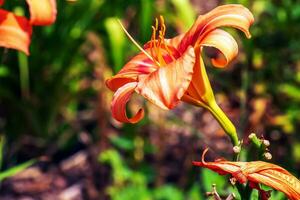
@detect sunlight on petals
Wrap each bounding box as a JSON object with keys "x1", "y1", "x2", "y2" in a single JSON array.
[
  {"x1": 111, "y1": 82, "x2": 144, "y2": 123},
  {"x1": 136, "y1": 46, "x2": 195, "y2": 110}
]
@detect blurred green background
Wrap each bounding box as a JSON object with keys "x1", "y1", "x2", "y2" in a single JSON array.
[{"x1": 0, "y1": 0, "x2": 299, "y2": 199}]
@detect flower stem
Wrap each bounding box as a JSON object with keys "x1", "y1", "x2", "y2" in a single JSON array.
[
  {"x1": 205, "y1": 101, "x2": 239, "y2": 147},
  {"x1": 18, "y1": 52, "x2": 30, "y2": 99}
]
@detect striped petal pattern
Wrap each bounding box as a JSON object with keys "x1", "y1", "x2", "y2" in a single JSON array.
[
  {"x1": 136, "y1": 46, "x2": 195, "y2": 110},
  {"x1": 178, "y1": 4, "x2": 254, "y2": 53},
  {"x1": 106, "y1": 51, "x2": 158, "y2": 92},
  {"x1": 201, "y1": 29, "x2": 238, "y2": 68},
  {"x1": 111, "y1": 82, "x2": 144, "y2": 123}
]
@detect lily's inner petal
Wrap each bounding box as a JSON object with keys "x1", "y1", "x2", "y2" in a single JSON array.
[
  {"x1": 111, "y1": 82, "x2": 144, "y2": 123},
  {"x1": 178, "y1": 4, "x2": 254, "y2": 52},
  {"x1": 136, "y1": 46, "x2": 195, "y2": 110},
  {"x1": 201, "y1": 29, "x2": 238, "y2": 68},
  {"x1": 184, "y1": 48, "x2": 214, "y2": 105},
  {"x1": 0, "y1": 9, "x2": 32, "y2": 55},
  {"x1": 26, "y1": 0, "x2": 57, "y2": 25}
]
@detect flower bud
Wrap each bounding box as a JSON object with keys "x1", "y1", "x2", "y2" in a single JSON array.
[
  {"x1": 264, "y1": 152, "x2": 272, "y2": 160},
  {"x1": 233, "y1": 146, "x2": 241, "y2": 153}
]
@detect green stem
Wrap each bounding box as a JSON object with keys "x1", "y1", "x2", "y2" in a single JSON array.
[
  {"x1": 236, "y1": 183, "x2": 253, "y2": 200},
  {"x1": 18, "y1": 52, "x2": 30, "y2": 98},
  {"x1": 205, "y1": 101, "x2": 239, "y2": 147}
]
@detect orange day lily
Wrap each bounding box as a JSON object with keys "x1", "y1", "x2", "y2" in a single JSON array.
[
  {"x1": 193, "y1": 149, "x2": 300, "y2": 200},
  {"x1": 106, "y1": 5, "x2": 254, "y2": 146},
  {"x1": 0, "y1": 0, "x2": 57, "y2": 55}
]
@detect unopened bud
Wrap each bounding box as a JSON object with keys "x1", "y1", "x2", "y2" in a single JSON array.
[
  {"x1": 263, "y1": 140, "x2": 270, "y2": 147},
  {"x1": 230, "y1": 177, "x2": 237, "y2": 185},
  {"x1": 248, "y1": 133, "x2": 256, "y2": 139},
  {"x1": 264, "y1": 152, "x2": 272, "y2": 160},
  {"x1": 233, "y1": 146, "x2": 241, "y2": 153}
]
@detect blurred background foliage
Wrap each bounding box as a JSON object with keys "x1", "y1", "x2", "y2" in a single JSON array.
[{"x1": 0, "y1": 0, "x2": 299, "y2": 199}]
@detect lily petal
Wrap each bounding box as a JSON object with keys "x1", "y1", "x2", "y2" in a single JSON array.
[
  {"x1": 165, "y1": 34, "x2": 185, "y2": 49},
  {"x1": 136, "y1": 46, "x2": 195, "y2": 110},
  {"x1": 26, "y1": 0, "x2": 57, "y2": 25},
  {"x1": 111, "y1": 82, "x2": 144, "y2": 123},
  {"x1": 106, "y1": 43, "x2": 181, "y2": 92},
  {"x1": 178, "y1": 4, "x2": 254, "y2": 52},
  {"x1": 106, "y1": 51, "x2": 158, "y2": 91},
  {"x1": 185, "y1": 48, "x2": 215, "y2": 105},
  {"x1": 0, "y1": 0, "x2": 4, "y2": 6},
  {"x1": 201, "y1": 29, "x2": 238, "y2": 68},
  {"x1": 193, "y1": 150, "x2": 300, "y2": 200},
  {"x1": 0, "y1": 9, "x2": 32, "y2": 55},
  {"x1": 246, "y1": 164, "x2": 300, "y2": 200}
]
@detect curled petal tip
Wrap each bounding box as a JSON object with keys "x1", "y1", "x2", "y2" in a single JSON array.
[
  {"x1": 201, "y1": 29, "x2": 238, "y2": 68},
  {"x1": 178, "y1": 4, "x2": 255, "y2": 51},
  {"x1": 111, "y1": 82, "x2": 144, "y2": 124},
  {"x1": 201, "y1": 148, "x2": 209, "y2": 163},
  {"x1": 246, "y1": 32, "x2": 252, "y2": 39},
  {"x1": 192, "y1": 161, "x2": 203, "y2": 166}
]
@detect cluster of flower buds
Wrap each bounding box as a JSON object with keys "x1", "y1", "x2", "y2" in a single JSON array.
[{"x1": 248, "y1": 133, "x2": 272, "y2": 160}]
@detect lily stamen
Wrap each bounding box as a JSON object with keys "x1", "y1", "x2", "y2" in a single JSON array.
[
  {"x1": 117, "y1": 19, "x2": 159, "y2": 66},
  {"x1": 149, "y1": 15, "x2": 176, "y2": 65}
]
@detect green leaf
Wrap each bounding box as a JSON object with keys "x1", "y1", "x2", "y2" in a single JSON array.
[
  {"x1": 187, "y1": 183, "x2": 204, "y2": 200},
  {"x1": 170, "y1": 0, "x2": 196, "y2": 31},
  {"x1": 0, "y1": 159, "x2": 36, "y2": 182},
  {"x1": 153, "y1": 185, "x2": 184, "y2": 200},
  {"x1": 201, "y1": 168, "x2": 226, "y2": 193},
  {"x1": 0, "y1": 65, "x2": 10, "y2": 77},
  {"x1": 109, "y1": 135, "x2": 135, "y2": 150},
  {"x1": 105, "y1": 17, "x2": 126, "y2": 73},
  {"x1": 0, "y1": 135, "x2": 4, "y2": 171},
  {"x1": 279, "y1": 84, "x2": 300, "y2": 102}
]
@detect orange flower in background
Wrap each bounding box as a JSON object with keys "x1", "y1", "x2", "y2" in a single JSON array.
[
  {"x1": 193, "y1": 149, "x2": 300, "y2": 200},
  {"x1": 106, "y1": 4, "x2": 254, "y2": 145},
  {"x1": 0, "y1": 0, "x2": 57, "y2": 55}
]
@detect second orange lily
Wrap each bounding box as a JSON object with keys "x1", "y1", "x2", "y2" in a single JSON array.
[
  {"x1": 106, "y1": 5, "x2": 254, "y2": 145},
  {"x1": 193, "y1": 149, "x2": 300, "y2": 200},
  {"x1": 0, "y1": 0, "x2": 57, "y2": 55}
]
